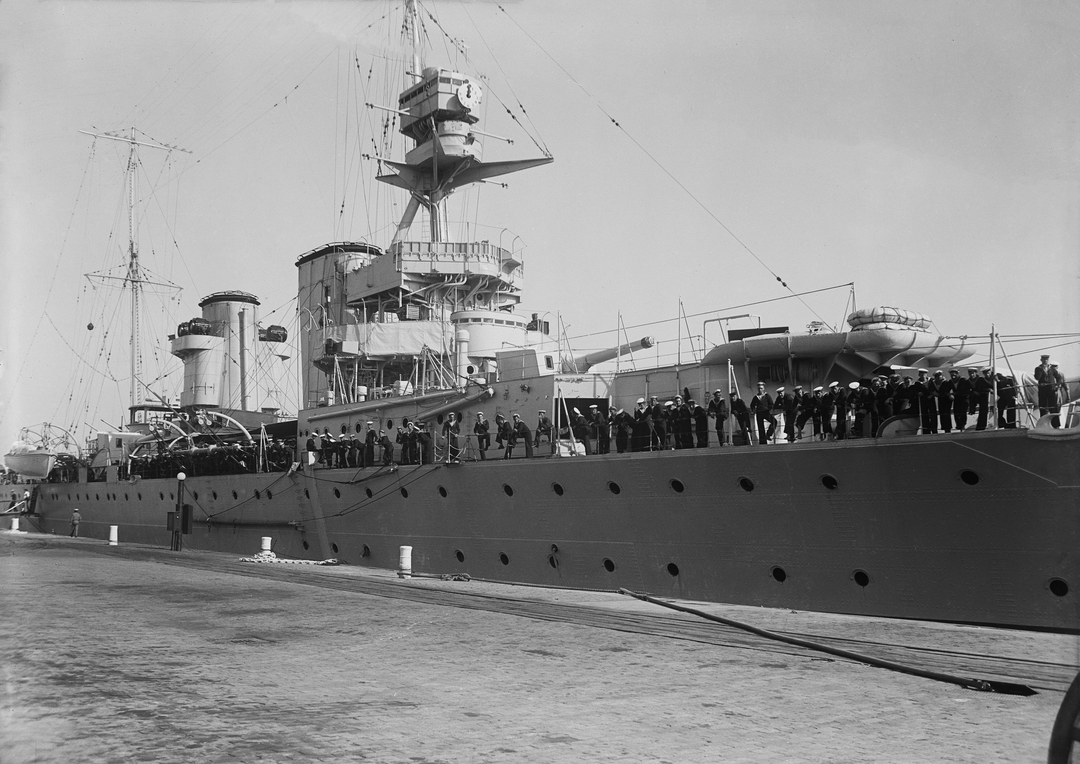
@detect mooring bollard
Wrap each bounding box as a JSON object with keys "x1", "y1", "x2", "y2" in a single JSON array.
[
  {"x1": 261, "y1": 536, "x2": 273, "y2": 553},
  {"x1": 109, "y1": 525, "x2": 118, "y2": 546},
  {"x1": 10, "y1": 518, "x2": 19, "y2": 532},
  {"x1": 398, "y1": 545, "x2": 413, "y2": 578}
]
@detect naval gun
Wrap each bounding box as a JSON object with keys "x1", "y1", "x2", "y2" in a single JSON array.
[{"x1": 561, "y1": 337, "x2": 655, "y2": 373}]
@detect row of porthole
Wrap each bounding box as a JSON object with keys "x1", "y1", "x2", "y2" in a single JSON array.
[
  {"x1": 50, "y1": 468, "x2": 986, "y2": 506},
  {"x1": 54, "y1": 488, "x2": 274, "y2": 503}
]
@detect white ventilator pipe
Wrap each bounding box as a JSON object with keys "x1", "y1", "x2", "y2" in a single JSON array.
[
  {"x1": 399, "y1": 545, "x2": 413, "y2": 578},
  {"x1": 109, "y1": 526, "x2": 119, "y2": 546}
]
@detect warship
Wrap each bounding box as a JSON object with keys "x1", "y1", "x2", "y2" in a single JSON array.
[{"x1": 4, "y1": 1, "x2": 1079, "y2": 632}]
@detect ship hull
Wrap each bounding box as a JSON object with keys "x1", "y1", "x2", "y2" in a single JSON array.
[{"x1": 8, "y1": 428, "x2": 1079, "y2": 630}]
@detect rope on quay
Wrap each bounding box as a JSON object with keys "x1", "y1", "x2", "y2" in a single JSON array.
[{"x1": 618, "y1": 588, "x2": 1038, "y2": 697}]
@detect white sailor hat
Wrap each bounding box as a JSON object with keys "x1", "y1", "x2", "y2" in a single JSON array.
[
  {"x1": 813, "y1": 386, "x2": 823, "y2": 392},
  {"x1": 616, "y1": 408, "x2": 624, "y2": 414},
  {"x1": 714, "y1": 389, "x2": 722, "y2": 394},
  {"x1": 917, "y1": 368, "x2": 928, "y2": 373},
  {"x1": 848, "y1": 381, "x2": 860, "y2": 389},
  {"x1": 589, "y1": 404, "x2": 598, "y2": 409},
  {"x1": 775, "y1": 387, "x2": 785, "y2": 393},
  {"x1": 366, "y1": 420, "x2": 374, "y2": 425},
  {"x1": 538, "y1": 409, "x2": 546, "y2": 414},
  {"x1": 794, "y1": 385, "x2": 803, "y2": 390},
  {"x1": 512, "y1": 412, "x2": 520, "y2": 418},
  {"x1": 573, "y1": 407, "x2": 581, "y2": 414},
  {"x1": 665, "y1": 401, "x2": 673, "y2": 407},
  {"x1": 828, "y1": 381, "x2": 838, "y2": 388},
  {"x1": 636, "y1": 397, "x2": 646, "y2": 404}
]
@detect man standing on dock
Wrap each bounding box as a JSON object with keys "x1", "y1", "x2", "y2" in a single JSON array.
[{"x1": 69, "y1": 508, "x2": 81, "y2": 538}]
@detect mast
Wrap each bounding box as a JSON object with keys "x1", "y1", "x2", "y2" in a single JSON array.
[{"x1": 79, "y1": 128, "x2": 189, "y2": 421}]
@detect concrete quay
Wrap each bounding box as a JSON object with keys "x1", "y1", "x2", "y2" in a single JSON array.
[{"x1": 0, "y1": 530, "x2": 1077, "y2": 763}]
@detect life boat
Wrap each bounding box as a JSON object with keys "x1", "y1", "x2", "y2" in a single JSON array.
[{"x1": 847, "y1": 307, "x2": 932, "y2": 332}]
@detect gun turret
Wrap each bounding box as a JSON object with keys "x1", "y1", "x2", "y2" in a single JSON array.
[{"x1": 562, "y1": 337, "x2": 655, "y2": 373}]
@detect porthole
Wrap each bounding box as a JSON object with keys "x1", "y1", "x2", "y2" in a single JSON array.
[
  {"x1": 771, "y1": 566, "x2": 787, "y2": 583},
  {"x1": 137, "y1": 493, "x2": 142, "y2": 501},
  {"x1": 302, "y1": 540, "x2": 310, "y2": 550},
  {"x1": 95, "y1": 494, "x2": 100, "y2": 501},
  {"x1": 821, "y1": 474, "x2": 839, "y2": 490},
  {"x1": 340, "y1": 424, "x2": 347, "y2": 435},
  {"x1": 355, "y1": 423, "x2": 362, "y2": 433},
  {"x1": 303, "y1": 489, "x2": 309, "y2": 499},
  {"x1": 852, "y1": 569, "x2": 870, "y2": 587},
  {"x1": 455, "y1": 549, "x2": 465, "y2": 563},
  {"x1": 232, "y1": 490, "x2": 238, "y2": 500},
  {"x1": 739, "y1": 477, "x2": 755, "y2": 492},
  {"x1": 212, "y1": 491, "x2": 218, "y2": 500},
  {"x1": 437, "y1": 414, "x2": 445, "y2": 425},
  {"x1": 667, "y1": 562, "x2": 680, "y2": 577},
  {"x1": 1049, "y1": 578, "x2": 1069, "y2": 597},
  {"x1": 334, "y1": 488, "x2": 341, "y2": 498},
  {"x1": 386, "y1": 419, "x2": 394, "y2": 430},
  {"x1": 191, "y1": 491, "x2": 197, "y2": 501},
  {"x1": 159, "y1": 492, "x2": 164, "y2": 501},
  {"x1": 603, "y1": 558, "x2": 616, "y2": 572},
  {"x1": 169, "y1": 493, "x2": 174, "y2": 501},
  {"x1": 669, "y1": 479, "x2": 685, "y2": 493},
  {"x1": 67, "y1": 494, "x2": 71, "y2": 501},
  {"x1": 266, "y1": 490, "x2": 272, "y2": 500},
  {"x1": 438, "y1": 486, "x2": 447, "y2": 498},
  {"x1": 125, "y1": 493, "x2": 129, "y2": 501},
  {"x1": 331, "y1": 543, "x2": 339, "y2": 554},
  {"x1": 503, "y1": 484, "x2": 514, "y2": 497},
  {"x1": 365, "y1": 488, "x2": 373, "y2": 499},
  {"x1": 401, "y1": 417, "x2": 410, "y2": 428},
  {"x1": 400, "y1": 488, "x2": 409, "y2": 498},
  {"x1": 499, "y1": 552, "x2": 510, "y2": 565},
  {"x1": 551, "y1": 482, "x2": 564, "y2": 496},
  {"x1": 361, "y1": 545, "x2": 370, "y2": 558},
  {"x1": 548, "y1": 555, "x2": 559, "y2": 569},
  {"x1": 607, "y1": 481, "x2": 621, "y2": 495},
  {"x1": 959, "y1": 470, "x2": 980, "y2": 486},
  {"x1": 255, "y1": 490, "x2": 261, "y2": 500}
]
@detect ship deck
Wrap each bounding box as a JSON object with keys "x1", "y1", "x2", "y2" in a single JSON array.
[{"x1": 1, "y1": 529, "x2": 1076, "y2": 762}]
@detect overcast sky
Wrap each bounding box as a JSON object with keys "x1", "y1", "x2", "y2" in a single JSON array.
[{"x1": 1, "y1": 0, "x2": 1078, "y2": 448}]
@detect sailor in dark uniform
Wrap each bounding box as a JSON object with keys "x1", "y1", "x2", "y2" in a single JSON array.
[
  {"x1": 707, "y1": 389, "x2": 728, "y2": 446},
  {"x1": 781, "y1": 387, "x2": 799, "y2": 442},
  {"x1": 912, "y1": 369, "x2": 934, "y2": 434},
  {"x1": 648, "y1": 396, "x2": 666, "y2": 450},
  {"x1": 929, "y1": 370, "x2": 953, "y2": 433},
  {"x1": 534, "y1": 410, "x2": 553, "y2": 450},
  {"x1": 378, "y1": 430, "x2": 394, "y2": 465},
  {"x1": 613, "y1": 409, "x2": 632, "y2": 453},
  {"x1": 364, "y1": 422, "x2": 377, "y2": 467},
  {"x1": 511, "y1": 413, "x2": 533, "y2": 457},
  {"x1": 973, "y1": 368, "x2": 993, "y2": 430},
  {"x1": 949, "y1": 369, "x2": 971, "y2": 431},
  {"x1": 794, "y1": 385, "x2": 813, "y2": 439},
  {"x1": 690, "y1": 399, "x2": 709, "y2": 447},
  {"x1": 590, "y1": 405, "x2": 610, "y2": 454},
  {"x1": 632, "y1": 398, "x2": 651, "y2": 452},
  {"x1": 810, "y1": 386, "x2": 825, "y2": 439},
  {"x1": 474, "y1": 412, "x2": 490, "y2": 460},
  {"x1": 729, "y1": 392, "x2": 751, "y2": 445},
  {"x1": 820, "y1": 382, "x2": 837, "y2": 439},
  {"x1": 1035, "y1": 355, "x2": 1056, "y2": 416},
  {"x1": 750, "y1": 382, "x2": 776, "y2": 445},
  {"x1": 997, "y1": 374, "x2": 1018, "y2": 429}
]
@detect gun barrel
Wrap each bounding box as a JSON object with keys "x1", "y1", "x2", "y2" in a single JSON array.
[{"x1": 564, "y1": 337, "x2": 655, "y2": 373}]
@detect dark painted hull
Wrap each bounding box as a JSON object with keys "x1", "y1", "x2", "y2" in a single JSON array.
[{"x1": 10, "y1": 428, "x2": 1079, "y2": 630}]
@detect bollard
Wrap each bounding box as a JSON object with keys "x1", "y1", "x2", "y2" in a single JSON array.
[
  {"x1": 261, "y1": 536, "x2": 273, "y2": 554},
  {"x1": 398, "y1": 545, "x2": 413, "y2": 578},
  {"x1": 109, "y1": 525, "x2": 118, "y2": 546},
  {"x1": 10, "y1": 518, "x2": 19, "y2": 532}
]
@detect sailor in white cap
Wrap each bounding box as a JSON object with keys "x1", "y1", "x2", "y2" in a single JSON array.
[
  {"x1": 707, "y1": 388, "x2": 728, "y2": 446},
  {"x1": 750, "y1": 381, "x2": 777, "y2": 444}
]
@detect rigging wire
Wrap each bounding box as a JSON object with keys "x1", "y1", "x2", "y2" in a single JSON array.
[{"x1": 493, "y1": 3, "x2": 825, "y2": 326}]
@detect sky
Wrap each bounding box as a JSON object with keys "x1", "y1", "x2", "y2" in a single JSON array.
[{"x1": 1, "y1": 0, "x2": 1078, "y2": 450}]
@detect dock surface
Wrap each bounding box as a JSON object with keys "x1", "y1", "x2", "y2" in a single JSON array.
[{"x1": 0, "y1": 530, "x2": 1077, "y2": 763}]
